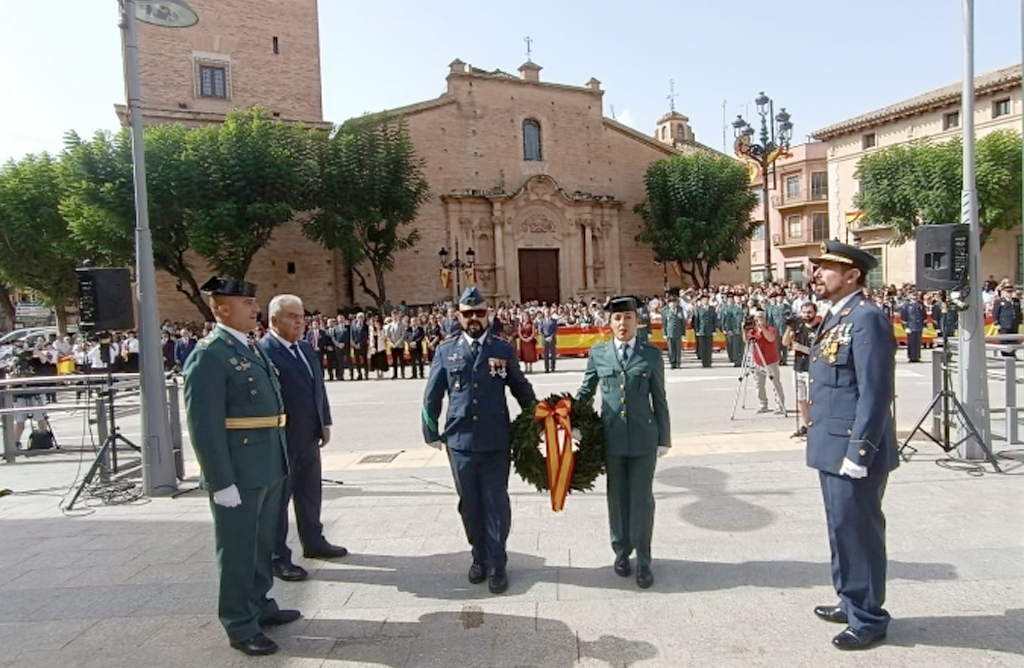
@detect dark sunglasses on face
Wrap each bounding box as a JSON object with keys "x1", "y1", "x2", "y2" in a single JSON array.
[{"x1": 460, "y1": 309, "x2": 487, "y2": 318}]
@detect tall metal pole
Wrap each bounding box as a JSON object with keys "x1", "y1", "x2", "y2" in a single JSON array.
[
  {"x1": 762, "y1": 161, "x2": 772, "y2": 283},
  {"x1": 123, "y1": 0, "x2": 177, "y2": 495},
  {"x1": 959, "y1": 0, "x2": 991, "y2": 456}
]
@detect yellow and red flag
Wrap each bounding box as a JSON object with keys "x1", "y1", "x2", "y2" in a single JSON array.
[
  {"x1": 534, "y1": 397, "x2": 575, "y2": 511},
  {"x1": 440, "y1": 267, "x2": 452, "y2": 288}
]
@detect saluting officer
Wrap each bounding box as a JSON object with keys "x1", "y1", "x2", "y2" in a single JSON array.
[
  {"x1": 807, "y1": 241, "x2": 898, "y2": 651},
  {"x1": 422, "y1": 287, "x2": 536, "y2": 594},
  {"x1": 183, "y1": 278, "x2": 299, "y2": 656},
  {"x1": 576, "y1": 296, "x2": 671, "y2": 589}
]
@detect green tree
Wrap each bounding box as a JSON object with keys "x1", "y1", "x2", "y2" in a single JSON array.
[
  {"x1": 854, "y1": 129, "x2": 1022, "y2": 246},
  {"x1": 635, "y1": 152, "x2": 759, "y2": 288},
  {"x1": 303, "y1": 115, "x2": 430, "y2": 309},
  {"x1": 0, "y1": 153, "x2": 86, "y2": 333}
]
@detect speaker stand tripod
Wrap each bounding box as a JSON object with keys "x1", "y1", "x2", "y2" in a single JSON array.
[
  {"x1": 900, "y1": 327, "x2": 1001, "y2": 472},
  {"x1": 731, "y1": 337, "x2": 785, "y2": 420},
  {"x1": 67, "y1": 339, "x2": 141, "y2": 510}
]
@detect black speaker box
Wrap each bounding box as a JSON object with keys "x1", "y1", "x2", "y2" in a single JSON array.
[
  {"x1": 77, "y1": 268, "x2": 135, "y2": 332},
  {"x1": 915, "y1": 224, "x2": 969, "y2": 291}
]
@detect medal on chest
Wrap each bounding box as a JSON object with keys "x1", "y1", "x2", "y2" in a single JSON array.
[{"x1": 488, "y1": 357, "x2": 507, "y2": 379}]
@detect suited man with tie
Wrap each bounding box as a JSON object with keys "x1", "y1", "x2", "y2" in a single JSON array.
[
  {"x1": 183, "y1": 278, "x2": 299, "y2": 656},
  {"x1": 349, "y1": 313, "x2": 369, "y2": 380},
  {"x1": 576, "y1": 296, "x2": 671, "y2": 589},
  {"x1": 260, "y1": 295, "x2": 348, "y2": 584},
  {"x1": 807, "y1": 241, "x2": 898, "y2": 650},
  {"x1": 422, "y1": 287, "x2": 536, "y2": 594}
]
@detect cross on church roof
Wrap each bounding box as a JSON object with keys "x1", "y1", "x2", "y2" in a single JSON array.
[
  {"x1": 524, "y1": 36, "x2": 533, "y2": 62},
  {"x1": 667, "y1": 79, "x2": 678, "y2": 113}
]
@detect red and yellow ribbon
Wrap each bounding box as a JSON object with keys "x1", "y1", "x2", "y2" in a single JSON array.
[{"x1": 534, "y1": 397, "x2": 576, "y2": 512}]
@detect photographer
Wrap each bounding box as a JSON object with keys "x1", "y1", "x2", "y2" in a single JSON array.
[
  {"x1": 782, "y1": 302, "x2": 820, "y2": 437},
  {"x1": 743, "y1": 309, "x2": 786, "y2": 415}
]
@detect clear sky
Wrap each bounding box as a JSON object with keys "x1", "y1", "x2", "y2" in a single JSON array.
[{"x1": 0, "y1": 0, "x2": 1020, "y2": 164}]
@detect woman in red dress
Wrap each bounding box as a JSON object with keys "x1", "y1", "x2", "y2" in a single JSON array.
[{"x1": 518, "y1": 317, "x2": 538, "y2": 373}]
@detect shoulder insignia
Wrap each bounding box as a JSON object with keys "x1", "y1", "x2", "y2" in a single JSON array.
[
  {"x1": 196, "y1": 340, "x2": 209, "y2": 349},
  {"x1": 840, "y1": 308, "x2": 852, "y2": 317}
]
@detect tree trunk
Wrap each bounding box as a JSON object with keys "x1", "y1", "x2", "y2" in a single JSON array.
[
  {"x1": 372, "y1": 263, "x2": 388, "y2": 311},
  {"x1": 352, "y1": 266, "x2": 381, "y2": 306},
  {"x1": 174, "y1": 274, "x2": 214, "y2": 322},
  {"x1": 55, "y1": 304, "x2": 68, "y2": 336},
  {"x1": 0, "y1": 282, "x2": 16, "y2": 331}
]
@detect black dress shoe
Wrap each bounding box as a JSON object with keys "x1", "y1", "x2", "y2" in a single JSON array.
[
  {"x1": 814, "y1": 604, "x2": 848, "y2": 624},
  {"x1": 273, "y1": 563, "x2": 309, "y2": 581},
  {"x1": 261, "y1": 609, "x2": 302, "y2": 626},
  {"x1": 468, "y1": 561, "x2": 486, "y2": 584},
  {"x1": 613, "y1": 555, "x2": 631, "y2": 577},
  {"x1": 304, "y1": 543, "x2": 348, "y2": 559},
  {"x1": 635, "y1": 565, "x2": 653, "y2": 589},
  {"x1": 230, "y1": 632, "x2": 279, "y2": 656},
  {"x1": 832, "y1": 627, "x2": 886, "y2": 650},
  {"x1": 487, "y1": 569, "x2": 509, "y2": 594}
]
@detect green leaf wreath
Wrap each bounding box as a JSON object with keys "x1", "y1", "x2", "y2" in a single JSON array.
[{"x1": 510, "y1": 392, "x2": 606, "y2": 493}]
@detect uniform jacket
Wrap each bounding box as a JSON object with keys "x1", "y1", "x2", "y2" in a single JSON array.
[
  {"x1": 807, "y1": 292, "x2": 899, "y2": 475},
  {"x1": 422, "y1": 333, "x2": 536, "y2": 452},
  {"x1": 900, "y1": 301, "x2": 927, "y2": 332},
  {"x1": 661, "y1": 306, "x2": 684, "y2": 338},
  {"x1": 931, "y1": 302, "x2": 958, "y2": 337},
  {"x1": 692, "y1": 306, "x2": 717, "y2": 336},
  {"x1": 259, "y1": 335, "x2": 332, "y2": 450},
  {"x1": 576, "y1": 340, "x2": 671, "y2": 457},
  {"x1": 994, "y1": 298, "x2": 1022, "y2": 333},
  {"x1": 183, "y1": 327, "x2": 287, "y2": 492},
  {"x1": 718, "y1": 303, "x2": 744, "y2": 335}
]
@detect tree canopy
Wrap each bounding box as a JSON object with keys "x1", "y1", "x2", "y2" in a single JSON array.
[
  {"x1": 635, "y1": 151, "x2": 759, "y2": 288},
  {"x1": 303, "y1": 115, "x2": 430, "y2": 309},
  {"x1": 854, "y1": 129, "x2": 1022, "y2": 246}
]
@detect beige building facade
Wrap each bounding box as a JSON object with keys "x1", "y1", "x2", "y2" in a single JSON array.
[
  {"x1": 811, "y1": 64, "x2": 1022, "y2": 288},
  {"x1": 125, "y1": 0, "x2": 749, "y2": 321}
]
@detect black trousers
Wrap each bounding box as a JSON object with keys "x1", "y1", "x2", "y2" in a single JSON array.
[
  {"x1": 391, "y1": 348, "x2": 406, "y2": 377},
  {"x1": 447, "y1": 448, "x2": 511, "y2": 573},
  {"x1": 273, "y1": 438, "x2": 325, "y2": 565},
  {"x1": 696, "y1": 335, "x2": 713, "y2": 367},
  {"x1": 324, "y1": 349, "x2": 342, "y2": 380},
  {"x1": 906, "y1": 330, "x2": 922, "y2": 361},
  {"x1": 543, "y1": 340, "x2": 557, "y2": 372},
  {"x1": 351, "y1": 345, "x2": 367, "y2": 378},
  {"x1": 338, "y1": 345, "x2": 350, "y2": 379},
  {"x1": 819, "y1": 470, "x2": 890, "y2": 635},
  {"x1": 410, "y1": 349, "x2": 425, "y2": 378}
]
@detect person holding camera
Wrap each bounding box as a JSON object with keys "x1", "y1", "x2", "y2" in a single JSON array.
[
  {"x1": 743, "y1": 309, "x2": 786, "y2": 415},
  {"x1": 783, "y1": 302, "x2": 820, "y2": 437}
]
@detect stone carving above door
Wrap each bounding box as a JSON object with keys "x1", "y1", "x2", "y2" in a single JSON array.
[{"x1": 521, "y1": 211, "x2": 556, "y2": 234}]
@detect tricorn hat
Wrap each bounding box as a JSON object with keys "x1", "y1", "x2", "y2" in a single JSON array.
[
  {"x1": 604, "y1": 295, "x2": 639, "y2": 313},
  {"x1": 199, "y1": 276, "x2": 257, "y2": 297}
]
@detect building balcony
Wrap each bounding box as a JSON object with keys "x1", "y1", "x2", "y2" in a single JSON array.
[{"x1": 770, "y1": 191, "x2": 828, "y2": 210}]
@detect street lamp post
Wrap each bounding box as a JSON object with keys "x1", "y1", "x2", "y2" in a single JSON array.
[
  {"x1": 732, "y1": 93, "x2": 794, "y2": 284},
  {"x1": 120, "y1": 0, "x2": 198, "y2": 497},
  {"x1": 439, "y1": 241, "x2": 475, "y2": 299}
]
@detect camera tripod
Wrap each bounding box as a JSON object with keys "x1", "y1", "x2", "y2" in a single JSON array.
[
  {"x1": 730, "y1": 337, "x2": 786, "y2": 420},
  {"x1": 67, "y1": 337, "x2": 141, "y2": 510},
  {"x1": 899, "y1": 325, "x2": 1001, "y2": 472}
]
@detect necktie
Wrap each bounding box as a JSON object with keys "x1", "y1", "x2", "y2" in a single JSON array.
[
  {"x1": 620, "y1": 343, "x2": 630, "y2": 365},
  {"x1": 471, "y1": 340, "x2": 481, "y2": 361},
  {"x1": 291, "y1": 343, "x2": 313, "y2": 377}
]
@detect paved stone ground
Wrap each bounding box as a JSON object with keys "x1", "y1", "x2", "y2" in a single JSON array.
[{"x1": 1, "y1": 350, "x2": 1022, "y2": 667}]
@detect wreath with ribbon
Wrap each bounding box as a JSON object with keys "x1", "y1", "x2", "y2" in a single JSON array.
[{"x1": 510, "y1": 393, "x2": 605, "y2": 511}]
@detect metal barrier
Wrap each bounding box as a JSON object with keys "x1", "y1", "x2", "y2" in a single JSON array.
[
  {"x1": 0, "y1": 373, "x2": 184, "y2": 476},
  {"x1": 931, "y1": 335, "x2": 1023, "y2": 447}
]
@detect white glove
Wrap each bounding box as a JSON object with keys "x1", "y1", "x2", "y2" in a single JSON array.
[
  {"x1": 571, "y1": 428, "x2": 582, "y2": 441},
  {"x1": 212, "y1": 484, "x2": 241, "y2": 508},
  {"x1": 428, "y1": 440, "x2": 444, "y2": 450},
  {"x1": 838, "y1": 458, "x2": 868, "y2": 479},
  {"x1": 657, "y1": 446, "x2": 670, "y2": 459}
]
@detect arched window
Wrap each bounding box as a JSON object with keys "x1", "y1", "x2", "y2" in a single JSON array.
[{"x1": 523, "y1": 119, "x2": 542, "y2": 161}]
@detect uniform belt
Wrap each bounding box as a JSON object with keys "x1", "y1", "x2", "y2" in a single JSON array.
[{"x1": 224, "y1": 414, "x2": 287, "y2": 429}]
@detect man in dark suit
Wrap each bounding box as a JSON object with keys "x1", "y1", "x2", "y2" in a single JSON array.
[
  {"x1": 183, "y1": 278, "x2": 300, "y2": 656},
  {"x1": 260, "y1": 295, "x2": 348, "y2": 583},
  {"x1": 576, "y1": 296, "x2": 671, "y2": 589},
  {"x1": 349, "y1": 313, "x2": 368, "y2": 380},
  {"x1": 807, "y1": 241, "x2": 898, "y2": 651},
  {"x1": 422, "y1": 287, "x2": 536, "y2": 594},
  {"x1": 539, "y1": 308, "x2": 559, "y2": 372},
  {"x1": 174, "y1": 327, "x2": 196, "y2": 369},
  {"x1": 334, "y1": 314, "x2": 351, "y2": 381}
]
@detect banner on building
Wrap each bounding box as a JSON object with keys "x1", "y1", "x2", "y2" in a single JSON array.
[
  {"x1": 440, "y1": 267, "x2": 451, "y2": 288},
  {"x1": 464, "y1": 267, "x2": 477, "y2": 286}
]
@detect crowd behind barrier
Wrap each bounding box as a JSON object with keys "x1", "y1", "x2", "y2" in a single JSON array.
[{"x1": 1, "y1": 278, "x2": 1021, "y2": 382}]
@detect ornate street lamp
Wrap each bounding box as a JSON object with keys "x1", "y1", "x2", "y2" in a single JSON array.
[
  {"x1": 120, "y1": 0, "x2": 199, "y2": 497},
  {"x1": 439, "y1": 241, "x2": 475, "y2": 297},
  {"x1": 733, "y1": 92, "x2": 794, "y2": 284}
]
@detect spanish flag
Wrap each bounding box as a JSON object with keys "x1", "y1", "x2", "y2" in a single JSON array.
[
  {"x1": 464, "y1": 267, "x2": 477, "y2": 286},
  {"x1": 440, "y1": 267, "x2": 452, "y2": 288}
]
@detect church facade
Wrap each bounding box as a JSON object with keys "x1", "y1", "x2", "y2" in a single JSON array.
[{"x1": 129, "y1": 0, "x2": 747, "y2": 321}]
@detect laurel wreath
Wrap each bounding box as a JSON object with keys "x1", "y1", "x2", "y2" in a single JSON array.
[{"x1": 510, "y1": 392, "x2": 606, "y2": 493}]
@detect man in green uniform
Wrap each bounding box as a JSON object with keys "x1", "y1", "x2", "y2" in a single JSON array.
[
  {"x1": 692, "y1": 295, "x2": 717, "y2": 368},
  {"x1": 577, "y1": 296, "x2": 671, "y2": 589},
  {"x1": 183, "y1": 277, "x2": 299, "y2": 656},
  {"x1": 661, "y1": 293, "x2": 684, "y2": 369},
  {"x1": 719, "y1": 292, "x2": 745, "y2": 367}
]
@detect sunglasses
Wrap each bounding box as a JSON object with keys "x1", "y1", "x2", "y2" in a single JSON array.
[{"x1": 460, "y1": 309, "x2": 487, "y2": 318}]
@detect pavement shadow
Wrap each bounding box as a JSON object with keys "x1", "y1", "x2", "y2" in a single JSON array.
[
  {"x1": 314, "y1": 550, "x2": 958, "y2": 599},
  {"x1": 887, "y1": 608, "x2": 1024, "y2": 655},
  {"x1": 656, "y1": 465, "x2": 784, "y2": 532},
  {"x1": 270, "y1": 610, "x2": 659, "y2": 666}
]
